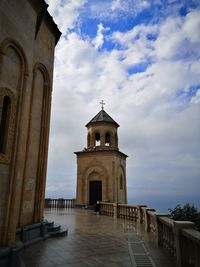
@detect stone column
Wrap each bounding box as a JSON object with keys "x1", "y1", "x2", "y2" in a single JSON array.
[
  {"x1": 137, "y1": 205, "x2": 147, "y2": 224},
  {"x1": 44, "y1": 198, "x2": 51, "y2": 209},
  {"x1": 144, "y1": 208, "x2": 155, "y2": 232},
  {"x1": 100, "y1": 133, "x2": 105, "y2": 146},
  {"x1": 113, "y1": 203, "x2": 118, "y2": 219},
  {"x1": 153, "y1": 213, "x2": 169, "y2": 246}
]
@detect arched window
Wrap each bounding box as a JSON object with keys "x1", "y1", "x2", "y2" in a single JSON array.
[
  {"x1": 0, "y1": 96, "x2": 11, "y2": 153},
  {"x1": 95, "y1": 132, "x2": 100, "y2": 146},
  {"x1": 105, "y1": 133, "x2": 111, "y2": 146},
  {"x1": 120, "y1": 175, "x2": 123, "y2": 190}
]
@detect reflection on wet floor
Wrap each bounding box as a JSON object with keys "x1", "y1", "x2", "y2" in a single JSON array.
[{"x1": 22, "y1": 209, "x2": 176, "y2": 267}]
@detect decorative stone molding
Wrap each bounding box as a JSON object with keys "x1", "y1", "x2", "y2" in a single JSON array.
[
  {"x1": 32, "y1": 63, "x2": 51, "y2": 223},
  {"x1": 0, "y1": 38, "x2": 28, "y2": 75}
]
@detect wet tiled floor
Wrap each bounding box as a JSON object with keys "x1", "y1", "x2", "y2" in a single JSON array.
[{"x1": 22, "y1": 209, "x2": 176, "y2": 267}]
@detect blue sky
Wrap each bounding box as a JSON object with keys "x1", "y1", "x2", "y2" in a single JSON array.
[{"x1": 45, "y1": 0, "x2": 200, "y2": 212}]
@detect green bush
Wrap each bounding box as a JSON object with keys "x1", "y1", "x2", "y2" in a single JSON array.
[
  {"x1": 169, "y1": 203, "x2": 200, "y2": 231},
  {"x1": 195, "y1": 213, "x2": 200, "y2": 231}
]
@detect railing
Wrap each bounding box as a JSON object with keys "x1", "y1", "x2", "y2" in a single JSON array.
[
  {"x1": 158, "y1": 217, "x2": 176, "y2": 256},
  {"x1": 45, "y1": 198, "x2": 75, "y2": 209},
  {"x1": 100, "y1": 202, "x2": 114, "y2": 216},
  {"x1": 180, "y1": 228, "x2": 200, "y2": 267},
  {"x1": 99, "y1": 201, "x2": 200, "y2": 267},
  {"x1": 117, "y1": 204, "x2": 138, "y2": 220}
]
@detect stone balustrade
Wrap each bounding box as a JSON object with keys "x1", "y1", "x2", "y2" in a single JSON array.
[
  {"x1": 117, "y1": 204, "x2": 138, "y2": 220},
  {"x1": 158, "y1": 217, "x2": 176, "y2": 255},
  {"x1": 99, "y1": 201, "x2": 200, "y2": 267},
  {"x1": 45, "y1": 198, "x2": 75, "y2": 209},
  {"x1": 99, "y1": 202, "x2": 114, "y2": 216},
  {"x1": 180, "y1": 227, "x2": 200, "y2": 267},
  {"x1": 44, "y1": 199, "x2": 200, "y2": 266}
]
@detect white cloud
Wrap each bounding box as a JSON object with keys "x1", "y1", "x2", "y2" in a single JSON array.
[
  {"x1": 80, "y1": 0, "x2": 150, "y2": 21},
  {"x1": 183, "y1": 9, "x2": 200, "y2": 43},
  {"x1": 111, "y1": 0, "x2": 149, "y2": 12},
  {"x1": 92, "y1": 23, "x2": 110, "y2": 49},
  {"x1": 191, "y1": 89, "x2": 200, "y2": 104},
  {"x1": 111, "y1": 24, "x2": 157, "y2": 67},
  {"x1": 46, "y1": 0, "x2": 86, "y2": 32},
  {"x1": 111, "y1": 0, "x2": 121, "y2": 11},
  {"x1": 154, "y1": 9, "x2": 200, "y2": 60}
]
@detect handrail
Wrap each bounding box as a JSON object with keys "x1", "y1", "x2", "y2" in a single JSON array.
[
  {"x1": 182, "y1": 228, "x2": 200, "y2": 243},
  {"x1": 159, "y1": 216, "x2": 174, "y2": 227}
]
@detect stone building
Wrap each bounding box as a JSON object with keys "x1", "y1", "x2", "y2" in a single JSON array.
[
  {"x1": 75, "y1": 104, "x2": 128, "y2": 206},
  {"x1": 0, "y1": 0, "x2": 61, "y2": 253}
]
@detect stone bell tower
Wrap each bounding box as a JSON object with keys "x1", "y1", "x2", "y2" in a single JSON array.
[{"x1": 75, "y1": 101, "x2": 128, "y2": 206}]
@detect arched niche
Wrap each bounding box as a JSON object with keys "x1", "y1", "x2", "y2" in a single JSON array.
[
  {"x1": 19, "y1": 62, "x2": 51, "y2": 225},
  {"x1": 95, "y1": 132, "x2": 100, "y2": 146},
  {"x1": 105, "y1": 132, "x2": 111, "y2": 146},
  {"x1": 0, "y1": 38, "x2": 28, "y2": 164},
  {"x1": 117, "y1": 164, "x2": 126, "y2": 203},
  {"x1": 0, "y1": 38, "x2": 28, "y2": 94},
  {"x1": 0, "y1": 38, "x2": 28, "y2": 246},
  {"x1": 82, "y1": 163, "x2": 109, "y2": 204}
]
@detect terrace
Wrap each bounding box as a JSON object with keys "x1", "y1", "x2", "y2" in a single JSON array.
[{"x1": 21, "y1": 200, "x2": 200, "y2": 267}]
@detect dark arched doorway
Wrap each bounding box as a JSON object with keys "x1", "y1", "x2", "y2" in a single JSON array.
[{"x1": 89, "y1": 180, "x2": 102, "y2": 205}]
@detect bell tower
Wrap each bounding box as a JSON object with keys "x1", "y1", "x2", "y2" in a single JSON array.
[{"x1": 74, "y1": 101, "x2": 128, "y2": 206}]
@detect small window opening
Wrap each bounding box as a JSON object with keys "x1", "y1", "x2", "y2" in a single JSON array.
[
  {"x1": 95, "y1": 132, "x2": 100, "y2": 146},
  {"x1": 105, "y1": 133, "x2": 110, "y2": 146},
  {"x1": 120, "y1": 175, "x2": 123, "y2": 190},
  {"x1": 0, "y1": 96, "x2": 11, "y2": 153}
]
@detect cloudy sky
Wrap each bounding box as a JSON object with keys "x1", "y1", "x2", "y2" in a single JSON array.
[{"x1": 45, "y1": 0, "x2": 200, "y2": 211}]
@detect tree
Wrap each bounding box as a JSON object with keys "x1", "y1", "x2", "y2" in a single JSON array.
[{"x1": 169, "y1": 203, "x2": 200, "y2": 231}]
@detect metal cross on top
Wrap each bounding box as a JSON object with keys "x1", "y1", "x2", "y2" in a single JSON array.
[{"x1": 100, "y1": 100, "x2": 105, "y2": 110}]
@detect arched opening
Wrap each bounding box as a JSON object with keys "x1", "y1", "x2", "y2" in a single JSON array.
[
  {"x1": 95, "y1": 132, "x2": 100, "y2": 146},
  {"x1": 120, "y1": 175, "x2": 123, "y2": 190},
  {"x1": 105, "y1": 132, "x2": 111, "y2": 146},
  {"x1": 0, "y1": 96, "x2": 11, "y2": 153}
]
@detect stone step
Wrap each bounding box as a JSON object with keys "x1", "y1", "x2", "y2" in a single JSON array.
[
  {"x1": 49, "y1": 228, "x2": 68, "y2": 238},
  {"x1": 45, "y1": 220, "x2": 54, "y2": 228},
  {"x1": 47, "y1": 223, "x2": 61, "y2": 232},
  {"x1": 45, "y1": 220, "x2": 68, "y2": 238}
]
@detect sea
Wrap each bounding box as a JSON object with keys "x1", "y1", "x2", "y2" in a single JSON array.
[{"x1": 128, "y1": 195, "x2": 200, "y2": 213}]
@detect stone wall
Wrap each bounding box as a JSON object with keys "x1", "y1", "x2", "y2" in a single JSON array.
[
  {"x1": 0, "y1": 0, "x2": 61, "y2": 246},
  {"x1": 75, "y1": 150, "x2": 127, "y2": 205}
]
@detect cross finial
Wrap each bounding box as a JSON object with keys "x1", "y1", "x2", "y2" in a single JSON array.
[{"x1": 100, "y1": 100, "x2": 105, "y2": 110}]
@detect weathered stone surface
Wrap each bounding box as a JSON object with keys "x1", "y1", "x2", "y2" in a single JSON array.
[{"x1": 0, "y1": 0, "x2": 61, "y2": 246}]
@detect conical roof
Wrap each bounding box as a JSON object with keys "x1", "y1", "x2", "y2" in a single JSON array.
[{"x1": 86, "y1": 109, "x2": 119, "y2": 127}]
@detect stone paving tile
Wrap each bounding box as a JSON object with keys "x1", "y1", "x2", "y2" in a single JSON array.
[{"x1": 22, "y1": 208, "x2": 176, "y2": 267}]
